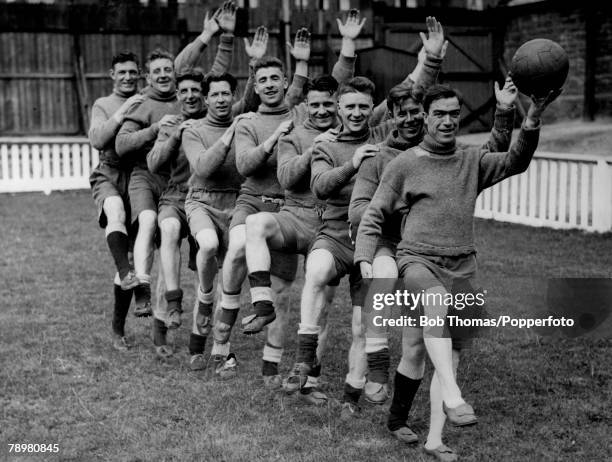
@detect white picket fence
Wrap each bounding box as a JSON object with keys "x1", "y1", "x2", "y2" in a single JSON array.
[
  {"x1": 1, "y1": 137, "x2": 612, "y2": 232},
  {"x1": 0, "y1": 137, "x2": 99, "y2": 194}
]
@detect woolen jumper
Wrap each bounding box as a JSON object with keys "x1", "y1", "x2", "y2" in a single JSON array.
[
  {"x1": 354, "y1": 122, "x2": 541, "y2": 263},
  {"x1": 348, "y1": 104, "x2": 516, "y2": 239},
  {"x1": 309, "y1": 121, "x2": 393, "y2": 222},
  {"x1": 115, "y1": 33, "x2": 234, "y2": 170},
  {"x1": 89, "y1": 90, "x2": 134, "y2": 166},
  {"x1": 183, "y1": 113, "x2": 244, "y2": 193}
]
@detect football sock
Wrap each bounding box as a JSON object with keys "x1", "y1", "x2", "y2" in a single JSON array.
[
  {"x1": 248, "y1": 271, "x2": 274, "y2": 316},
  {"x1": 262, "y1": 360, "x2": 279, "y2": 377},
  {"x1": 165, "y1": 289, "x2": 183, "y2": 312},
  {"x1": 106, "y1": 231, "x2": 131, "y2": 279},
  {"x1": 112, "y1": 284, "x2": 133, "y2": 337},
  {"x1": 387, "y1": 371, "x2": 422, "y2": 431},
  {"x1": 296, "y1": 334, "x2": 318, "y2": 368},
  {"x1": 189, "y1": 333, "x2": 207, "y2": 355},
  {"x1": 152, "y1": 317, "x2": 168, "y2": 346},
  {"x1": 187, "y1": 234, "x2": 198, "y2": 271},
  {"x1": 367, "y1": 348, "x2": 390, "y2": 384}
]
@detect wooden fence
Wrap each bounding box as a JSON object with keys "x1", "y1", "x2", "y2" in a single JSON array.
[{"x1": 2, "y1": 138, "x2": 612, "y2": 233}]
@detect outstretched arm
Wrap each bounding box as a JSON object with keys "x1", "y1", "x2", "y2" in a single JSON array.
[
  {"x1": 285, "y1": 28, "x2": 311, "y2": 109},
  {"x1": 331, "y1": 8, "x2": 366, "y2": 85},
  {"x1": 174, "y1": 6, "x2": 222, "y2": 71},
  {"x1": 478, "y1": 89, "x2": 561, "y2": 190},
  {"x1": 478, "y1": 75, "x2": 518, "y2": 154}
]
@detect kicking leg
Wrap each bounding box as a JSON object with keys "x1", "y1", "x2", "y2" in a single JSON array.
[
  {"x1": 242, "y1": 212, "x2": 286, "y2": 334},
  {"x1": 133, "y1": 210, "x2": 157, "y2": 317}
]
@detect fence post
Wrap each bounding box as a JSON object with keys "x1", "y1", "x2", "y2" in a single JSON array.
[{"x1": 591, "y1": 159, "x2": 612, "y2": 232}]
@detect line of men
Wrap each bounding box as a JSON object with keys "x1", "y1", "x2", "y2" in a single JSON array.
[{"x1": 89, "y1": 3, "x2": 560, "y2": 459}]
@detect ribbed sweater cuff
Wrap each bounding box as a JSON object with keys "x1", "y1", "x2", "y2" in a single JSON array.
[
  {"x1": 493, "y1": 104, "x2": 515, "y2": 132},
  {"x1": 354, "y1": 236, "x2": 377, "y2": 264},
  {"x1": 424, "y1": 53, "x2": 443, "y2": 68},
  {"x1": 291, "y1": 73, "x2": 308, "y2": 85},
  {"x1": 338, "y1": 53, "x2": 356, "y2": 69},
  {"x1": 219, "y1": 33, "x2": 234, "y2": 48}
]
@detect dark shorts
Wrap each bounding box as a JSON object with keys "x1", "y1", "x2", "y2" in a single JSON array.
[
  {"x1": 185, "y1": 189, "x2": 238, "y2": 263},
  {"x1": 229, "y1": 193, "x2": 298, "y2": 282},
  {"x1": 397, "y1": 250, "x2": 480, "y2": 350},
  {"x1": 274, "y1": 205, "x2": 323, "y2": 256},
  {"x1": 89, "y1": 161, "x2": 131, "y2": 228},
  {"x1": 128, "y1": 167, "x2": 168, "y2": 223},
  {"x1": 158, "y1": 186, "x2": 189, "y2": 239},
  {"x1": 311, "y1": 220, "x2": 365, "y2": 306}
]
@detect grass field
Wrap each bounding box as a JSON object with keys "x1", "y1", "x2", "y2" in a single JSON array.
[{"x1": 1, "y1": 190, "x2": 611, "y2": 462}]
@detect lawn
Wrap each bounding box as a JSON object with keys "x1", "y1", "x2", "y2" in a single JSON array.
[{"x1": 1, "y1": 191, "x2": 610, "y2": 462}]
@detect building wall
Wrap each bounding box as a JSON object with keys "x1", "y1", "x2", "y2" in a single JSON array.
[{"x1": 503, "y1": 3, "x2": 612, "y2": 122}]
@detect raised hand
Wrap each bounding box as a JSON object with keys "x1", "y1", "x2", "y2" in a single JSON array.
[
  {"x1": 177, "y1": 118, "x2": 197, "y2": 135},
  {"x1": 336, "y1": 9, "x2": 366, "y2": 40},
  {"x1": 419, "y1": 16, "x2": 446, "y2": 58},
  {"x1": 276, "y1": 120, "x2": 294, "y2": 137},
  {"x1": 494, "y1": 75, "x2": 518, "y2": 109},
  {"x1": 244, "y1": 26, "x2": 269, "y2": 60},
  {"x1": 217, "y1": 0, "x2": 237, "y2": 34},
  {"x1": 352, "y1": 144, "x2": 379, "y2": 169},
  {"x1": 201, "y1": 9, "x2": 221, "y2": 41},
  {"x1": 287, "y1": 28, "x2": 311, "y2": 62},
  {"x1": 525, "y1": 88, "x2": 562, "y2": 127}
]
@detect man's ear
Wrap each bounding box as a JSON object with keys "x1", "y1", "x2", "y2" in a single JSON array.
[
  {"x1": 145, "y1": 72, "x2": 152, "y2": 86},
  {"x1": 109, "y1": 68, "x2": 115, "y2": 79},
  {"x1": 283, "y1": 76, "x2": 288, "y2": 90}
]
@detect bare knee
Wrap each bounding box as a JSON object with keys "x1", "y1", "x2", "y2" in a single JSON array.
[
  {"x1": 160, "y1": 218, "x2": 181, "y2": 245},
  {"x1": 138, "y1": 210, "x2": 157, "y2": 234},
  {"x1": 196, "y1": 231, "x2": 219, "y2": 259},
  {"x1": 305, "y1": 251, "x2": 336, "y2": 288},
  {"x1": 245, "y1": 213, "x2": 276, "y2": 241},
  {"x1": 372, "y1": 255, "x2": 398, "y2": 278},
  {"x1": 103, "y1": 196, "x2": 126, "y2": 225}
]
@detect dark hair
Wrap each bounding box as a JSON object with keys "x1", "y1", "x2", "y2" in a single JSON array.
[
  {"x1": 111, "y1": 51, "x2": 139, "y2": 69},
  {"x1": 176, "y1": 67, "x2": 205, "y2": 87},
  {"x1": 337, "y1": 76, "x2": 375, "y2": 98},
  {"x1": 305, "y1": 75, "x2": 339, "y2": 96},
  {"x1": 145, "y1": 48, "x2": 174, "y2": 72},
  {"x1": 203, "y1": 72, "x2": 238, "y2": 94},
  {"x1": 252, "y1": 56, "x2": 284, "y2": 75},
  {"x1": 386, "y1": 81, "x2": 424, "y2": 112},
  {"x1": 423, "y1": 84, "x2": 463, "y2": 113}
]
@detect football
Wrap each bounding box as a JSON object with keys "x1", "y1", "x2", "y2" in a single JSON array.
[{"x1": 509, "y1": 38, "x2": 569, "y2": 97}]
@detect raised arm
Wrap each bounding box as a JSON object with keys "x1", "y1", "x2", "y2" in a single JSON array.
[
  {"x1": 209, "y1": 1, "x2": 237, "y2": 74},
  {"x1": 478, "y1": 90, "x2": 560, "y2": 190},
  {"x1": 174, "y1": 6, "x2": 223, "y2": 72},
  {"x1": 234, "y1": 26, "x2": 269, "y2": 115},
  {"x1": 277, "y1": 130, "x2": 312, "y2": 190},
  {"x1": 89, "y1": 95, "x2": 145, "y2": 150},
  {"x1": 331, "y1": 8, "x2": 366, "y2": 85},
  {"x1": 370, "y1": 16, "x2": 446, "y2": 127},
  {"x1": 285, "y1": 28, "x2": 311, "y2": 109},
  {"x1": 477, "y1": 76, "x2": 517, "y2": 153}
]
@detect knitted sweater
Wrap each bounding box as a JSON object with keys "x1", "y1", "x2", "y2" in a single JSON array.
[
  {"x1": 183, "y1": 113, "x2": 243, "y2": 193},
  {"x1": 115, "y1": 34, "x2": 234, "y2": 170},
  {"x1": 348, "y1": 104, "x2": 516, "y2": 240},
  {"x1": 88, "y1": 91, "x2": 133, "y2": 166},
  {"x1": 277, "y1": 118, "x2": 328, "y2": 208},
  {"x1": 354, "y1": 123, "x2": 541, "y2": 263},
  {"x1": 309, "y1": 122, "x2": 393, "y2": 222},
  {"x1": 235, "y1": 103, "x2": 309, "y2": 198}
]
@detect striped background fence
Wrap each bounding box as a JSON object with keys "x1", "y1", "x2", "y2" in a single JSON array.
[{"x1": 1, "y1": 137, "x2": 611, "y2": 232}]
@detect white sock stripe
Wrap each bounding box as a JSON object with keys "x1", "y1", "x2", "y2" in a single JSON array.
[
  {"x1": 211, "y1": 341, "x2": 230, "y2": 357},
  {"x1": 221, "y1": 292, "x2": 241, "y2": 309},
  {"x1": 113, "y1": 272, "x2": 121, "y2": 285},
  {"x1": 250, "y1": 286, "x2": 273, "y2": 304},
  {"x1": 262, "y1": 344, "x2": 283, "y2": 363},
  {"x1": 105, "y1": 222, "x2": 128, "y2": 236},
  {"x1": 305, "y1": 376, "x2": 319, "y2": 387},
  {"x1": 365, "y1": 337, "x2": 389, "y2": 353},
  {"x1": 198, "y1": 285, "x2": 215, "y2": 304},
  {"x1": 297, "y1": 323, "x2": 321, "y2": 335}
]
